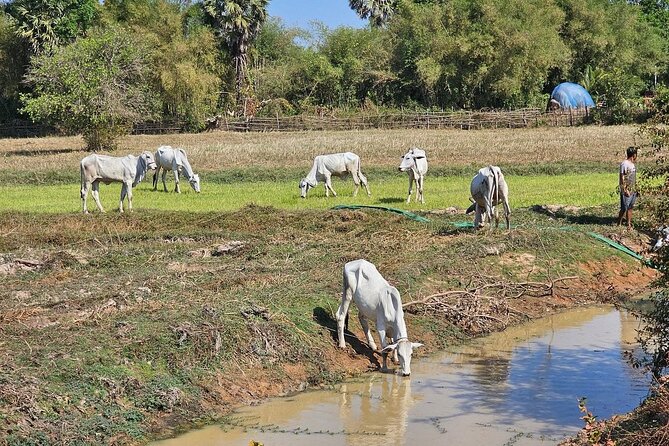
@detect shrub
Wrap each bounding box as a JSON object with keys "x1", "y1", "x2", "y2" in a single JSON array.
[{"x1": 21, "y1": 27, "x2": 159, "y2": 150}]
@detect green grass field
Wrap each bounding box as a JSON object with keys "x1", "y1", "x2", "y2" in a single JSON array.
[
  {"x1": 0, "y1": 126, "x2": 656, "y2": 446},
  {"x1": 0, "y1": 173, "x2": 619, "y2": 213}
]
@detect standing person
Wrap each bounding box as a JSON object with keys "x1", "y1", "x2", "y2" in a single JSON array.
[{"x1": 618, "y1": 146, "x2": 638, "y2": 229}]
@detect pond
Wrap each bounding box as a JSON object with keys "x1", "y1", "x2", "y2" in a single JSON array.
[{"x1": 153, "y1": 306, "x2": 649, "y2": 446}]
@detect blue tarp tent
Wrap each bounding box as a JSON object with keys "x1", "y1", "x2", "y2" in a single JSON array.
[{"x1": 548, "y1": 82, "x2": 595, "y2": 110}]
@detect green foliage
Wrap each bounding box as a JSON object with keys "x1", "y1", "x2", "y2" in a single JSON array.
[
  {"x1": 633, "y1": 99, "x2": 669, "y2": 380},
  {"x1": 633, "y1": 292, "x2": 669, "y2": 379},
  {"x1": 0, "y1": 12, "x2": 29, "y2": 121},
  {"x1": 0, "y1": 0, "x2": 668, "y2": 123},
  {"x1": 21, "y1": 28, "x2": 159, "y2": 150},
  {"x1": 653, "y1": 85, "x2": 669, "y2": 116},
  {"x1": 389, "y1": 0, "x2": 568, "y2": 109},
  {"x1": 318, "y1": 26, "x2": 394, "y2": 106},
  {"x1": 5, "y1": 0, "x2": 98, "y2": 54},
  {"x1": 638, "y1": 0, "x2": 669, "y2": 85},
  {"x1": 104, "y1": 0, "x2": 222, "y2": 130},
  {"x1": 555, "y1": 0, "x2": 665, "y2": 110},
  {"x1": 590, "y1": 68, "x2": 646, "y2": 124}
]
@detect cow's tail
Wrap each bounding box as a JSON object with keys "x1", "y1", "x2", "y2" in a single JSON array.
[
  {"x1": 80, "y1": 159, "x2": 86, "y2": 199},
  {"x1": 341, "y1": 267, "x2": 350, "y2": 331},
  {"x1": 493, "y1": 166, "x2": 499, "y2": 208},
  {"x1": 485, "y1": 167, "x2": 495, "y2": 219},
  {"x1": 356, "y1": 156, "x2": 368, "y2": 186}
]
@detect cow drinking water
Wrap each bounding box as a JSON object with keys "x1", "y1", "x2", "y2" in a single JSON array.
[
  {"x1": 336, "y1": 259, "x2": 422, "y2": 376},
  {"x1": 299, "y1": 152, "x2": 371, "y2": 198}
]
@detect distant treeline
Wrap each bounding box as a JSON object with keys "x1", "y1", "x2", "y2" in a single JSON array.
[{"x1": 0, "y1": 0, "x2": 668, "y2": 148}]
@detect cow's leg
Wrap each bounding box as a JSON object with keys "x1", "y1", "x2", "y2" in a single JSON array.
[
  {"x1": 126, "y1": 183, "x2": 133, "y2": 212},
  {"x1": 152, "y1": 167, "x2": 159, "y2": 191},
  {"x1": 385, "y1": 328, "x2": 399, "y2": 363},
  {"x1": 336, "y1": 287, "x2": 353, "y2": 349},
  {"x1": 174, "y1": 167, "x2": 181, "y2": 193},
  {"x1": 91, "y1": 181, "x2": 105, "y2": 213},
  {"x1": 325, "y1": 174, "x2": 337, "y2": 197},
  {"x1": 377, "y1": 325, "x2": 389, "y2": 371},
  {"x1": 359, "y1": 171, "x2": 371, "y2": 196},
  {"x1": 358, "y1": 312, "x2": 378, "y2": 351},
  {"x1": 406, "y1": 175, "x2": 413, "y2": 204},
  {"x1": 484, "y1": 196, "x2": 494, "y2": 231},
  {"x1": 417, "y1": 175, "x2": 424, "y2": 203},
  {"x1": 351, "y1": 171, "x2": 360, "y2": 197},
  {"x1": 119, "y1": 184, "x2": 128, "y2": 213},
  {"x1": 81, "y1": 181, "x2": 91, "y2": 214},
  {"x1": 503, "y1": 197, "x2": 511, "y2": 230},
  {"x1": 474, "y1": 204, "x2": 483, "y2": 229},
  {"x1": 161, "y1": 169, "x2": 168, "y2": 192}
]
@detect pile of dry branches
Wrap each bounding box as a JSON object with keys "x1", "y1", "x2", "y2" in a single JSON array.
[{"x1": 403, "y1": 275, "x2": 577, "y2": 334}]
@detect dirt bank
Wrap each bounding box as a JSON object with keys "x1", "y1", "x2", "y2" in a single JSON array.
[{"x1": 0, "y1": 206, "x2": 658, "y2": 445}]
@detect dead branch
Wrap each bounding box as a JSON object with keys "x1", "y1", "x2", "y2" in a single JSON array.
[{"x1": 402, "y1": 275, "x2": 579, "y2": 335}]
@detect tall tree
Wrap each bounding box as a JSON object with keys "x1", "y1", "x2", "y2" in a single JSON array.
[
  {"x1": 203, "y1": 0, "x2": 268, "y2": 113},
  {"x1": 0, "y1": 12, "x2": 29, "y2": 121},
  {"x1": 102, "y1": 0, "x2": 222, "y2": 130},
  {"x1": 349, "y1": 0, "x2": 397, "y2": 27}
]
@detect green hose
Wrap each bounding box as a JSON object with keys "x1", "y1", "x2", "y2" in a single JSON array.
[
  {"x1": 331, "y1": 207, "x2": 661, "y2": 270},
  {"x1": 586, "y1": 232, "x2": 661, "y2": 270}
]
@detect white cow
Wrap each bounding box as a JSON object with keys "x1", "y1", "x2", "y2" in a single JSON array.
[
  {"x1": 466, "y1": 165, "x2": 511, "y2": 230},
  {"x1": 80, "y1": 152, "x2": 157, "y2": 214},
  {"x1": 398, "y1": 147, "x2": 428, "y2": 204},
  {"x1": 336, "y1": 259, "x2": 422, "y2": 376},
  {"x1": 299, "y1": 152, "x2": 371, "y2": 198},
  {"x1": 152, "y1": 146, "x2": 201, "y2": 193}
]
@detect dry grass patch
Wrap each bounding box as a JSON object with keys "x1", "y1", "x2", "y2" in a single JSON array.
[{"x1": 0, "y1": 125, "x2": 638, "y2": 174}]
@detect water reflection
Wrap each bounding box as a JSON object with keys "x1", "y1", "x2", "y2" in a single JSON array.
[
  {"x1": 153, "y1": 306, "x2": 649, "y2": 446},
  {"x1": 338, "y1": 375, "x2": 418, "y2": 446}
]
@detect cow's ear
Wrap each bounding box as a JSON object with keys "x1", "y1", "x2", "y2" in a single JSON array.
[
  {"x1": 411, "y1": 342, "x2": 424, "y2": 349},
  {"x1": 414, "y1": 156, "x2": 425, "y2": 160},
  {"x1": 382, "y1": 343, "x2": 398, "y2": 353}
]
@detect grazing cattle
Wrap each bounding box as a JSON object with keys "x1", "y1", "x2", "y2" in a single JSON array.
[
  {"x1": 152, "y1": 146, "x2": 201, "y2": 194},
  {"x1": 336, "y1": 259, "x2": 422, "y2": 376},
  {"x1": 80, "y1": 152, "x2": 157, "y2": 214},
  {"x1": 466, "y1": 165, "x2": 511, "y2": 230},
  {"x1": 398, "y1": 147, "x2": 428, "y2": 204},
  {"x1": 299, "y1": 152, "x2": 371, "y2": 198}
]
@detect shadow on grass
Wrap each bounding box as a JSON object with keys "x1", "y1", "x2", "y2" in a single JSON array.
[
  {"x1": 530, "y1": 204, "x2": 617, "y2": 226},
  {"x1": 378, "y1": 197, "x2": 405, "y2": 204},
  {"x1": 436, "y1": 224, "x2": 474, "y2": 236},
  {"x1": 313, "y1": 307, "x2": 380, "y2": 369},
  {"x1": 5, "y1": 148, "x2": 83, "y2": 157}
]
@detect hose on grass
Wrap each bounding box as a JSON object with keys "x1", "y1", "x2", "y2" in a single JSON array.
[{"x1": 331, "y1": 205, "x2": 661, "y2": 270}]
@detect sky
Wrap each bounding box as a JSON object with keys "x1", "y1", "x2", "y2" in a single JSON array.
[{"x1": 267, "y1": 0, "x2": 367, "y2": 30}]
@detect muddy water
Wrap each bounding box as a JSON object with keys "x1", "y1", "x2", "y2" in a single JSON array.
[{"x1": 153, "y1": 306, "x2": 649, "y2": 446}]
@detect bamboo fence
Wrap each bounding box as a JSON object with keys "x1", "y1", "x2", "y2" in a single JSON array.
[{"x1": 0, "y1": 108, "x2": 598, "y2": 138}]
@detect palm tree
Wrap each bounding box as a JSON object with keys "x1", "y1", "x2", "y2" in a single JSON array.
[
  {"x1": 203, "y1": 0, "x2": 268, "y2": 112},
  {"x1": 349, "y1": 0, "x2": 397, "y2": 27}
]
